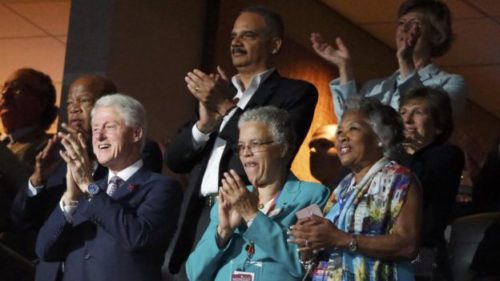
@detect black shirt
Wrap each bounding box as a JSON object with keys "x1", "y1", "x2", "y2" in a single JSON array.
[{"x1": 402, "y1": 142, "x2": 465, "y2": 247}]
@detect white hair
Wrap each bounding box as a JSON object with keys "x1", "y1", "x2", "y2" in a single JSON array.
[
  {"x1": 91, "y1": 93, "x2": 147, "y2": 150},
  {"x1": 238, "y1": 106, "x2": 294, "y2": 144}
]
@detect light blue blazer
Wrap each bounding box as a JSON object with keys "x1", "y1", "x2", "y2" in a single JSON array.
[
  {"x1": 330, "y1": 63, "x2": 467, "y2": 120},
  {"x1": 186, "y1": 174, "x2": 330, "y2": 281}
]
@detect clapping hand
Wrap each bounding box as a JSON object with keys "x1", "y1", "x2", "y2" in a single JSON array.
[
  {"x1": 216, "y1": 191, "x2": 243, "y2": 247},
  {"x1": 30, "y1": 134, "x2": 63, "y2": 187},
  {"x1": 311, "y1": 32, "x2": 350, "y2": 68},
  {"x1": 289, "y1": 216, "x2": 344, "y2": 256},
  {"x1": 220, "y1": 170, "x2": 258, "y2": 223},
  {"x1": 185, "y1": 66, "x2": 236, "y2": 133},
  {"x1": 310, "y1": 32, "x2": 353, "y2": 84},
  {"x1": 61, "y1": 166, "x2": 84, "y2": 202},
  {"x1": 61, "y1": 122, "x2": 91, "y2": 151},
  {"x1": 58, "y1": 132, "x2": 93, "y2": 193},
  {"x1": 396, "y1": 20, "x2": 421, "y2": 76}
]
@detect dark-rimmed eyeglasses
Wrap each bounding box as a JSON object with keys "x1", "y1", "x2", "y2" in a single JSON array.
[{"x1": 235, "y1": 140, "x2": 275, "y2": 155}]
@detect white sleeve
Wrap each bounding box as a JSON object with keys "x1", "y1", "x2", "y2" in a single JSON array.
[
  {"x1": 329, "y1": 78, "x2": 358, "y2": 121},
  {"x1": 191, "y1": 124, "x2": 211, "y2": 150},
  {"x1": 59, "y1": 199, "x2": 79, "y2": 222},
  {"x1": 27, "y1": 179, "x2": 44, "y2": 197}
]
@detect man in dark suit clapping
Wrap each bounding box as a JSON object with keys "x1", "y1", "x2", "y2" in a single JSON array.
[
  {"x1": 166, "y1": 6, "x2": 318, "y2": 278},
  {"x1": 36, "y1": 94, "x2": 182, "y2": 281}
]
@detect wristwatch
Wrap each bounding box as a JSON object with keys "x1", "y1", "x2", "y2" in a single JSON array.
[
  {"x1": 348, "y1": 235, "x2": 358, "y2": 252},
  {"x1": 87, "y1": 183, "x2": 101, "y2": 197}
]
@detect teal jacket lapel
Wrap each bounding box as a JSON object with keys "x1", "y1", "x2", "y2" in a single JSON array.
[{"x1": 271, "y1": 173, "x2": 301, "y2": 218}]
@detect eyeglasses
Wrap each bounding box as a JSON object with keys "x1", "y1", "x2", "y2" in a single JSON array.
[
  {"x1": 0, "y1": 86, "x2": 22, "y2": 98},
  {"x1": 235, "y1": 140, "x2": 275, "y2": 155},
  {"x1": 1, "y1": 83, "x2": 36, "y2": 100}
]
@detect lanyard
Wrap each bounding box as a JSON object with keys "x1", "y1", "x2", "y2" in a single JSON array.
[{"x1": 240, "y1": 189, "x2": 282, "y2": 270}]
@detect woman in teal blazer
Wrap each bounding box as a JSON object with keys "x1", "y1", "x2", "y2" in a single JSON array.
[{"x1": 186, "y1": 106, "x2": 330, "y2": 281}]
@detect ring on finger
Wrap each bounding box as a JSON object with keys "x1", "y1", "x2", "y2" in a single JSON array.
[{"x1": 194, "y1": 86, "x2": 199, "y2": 92}]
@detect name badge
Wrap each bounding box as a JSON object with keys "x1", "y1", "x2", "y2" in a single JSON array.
[{"x1": 231, "y1": 271, "x2": 254, "y2": 281}]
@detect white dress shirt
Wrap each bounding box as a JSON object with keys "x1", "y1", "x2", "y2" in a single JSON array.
[{"x1": 192, "y1": 68, "x2": 275, "y2": 196}]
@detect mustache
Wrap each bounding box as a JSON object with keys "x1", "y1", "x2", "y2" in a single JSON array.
[{"x1": 231, "y1": 46, "x2": 247, "y2": 55}]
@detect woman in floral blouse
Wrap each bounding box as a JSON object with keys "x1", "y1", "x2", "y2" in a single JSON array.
[{"x1": 289, "y1": 99, "x2": 422, "y2": 281}]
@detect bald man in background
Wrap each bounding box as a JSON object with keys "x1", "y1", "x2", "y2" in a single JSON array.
[
  {"x1": 308, "y1": 124, "x2": 347, "y2": 190},
  {"x1": 0, "y1": 68, "x2": 59, "y2": 281},
  {"x1": 10, "y1": 75, "x2": 163, "y2": 281}
]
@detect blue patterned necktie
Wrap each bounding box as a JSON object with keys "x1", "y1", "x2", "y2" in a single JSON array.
[{"x1": 107, "y1": 176, "x2": 124, "y2": 196}]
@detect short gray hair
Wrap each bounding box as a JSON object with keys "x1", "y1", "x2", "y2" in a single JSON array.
[
  {"x1": 343, "y1": 98, "x2": 404, "y2": 160},
  {"x1": 91, "y1": 93, "x2": 147, "y2": 150},
  {"x1": 238, "y1": 106, "x2": 295, "y2": 151}
]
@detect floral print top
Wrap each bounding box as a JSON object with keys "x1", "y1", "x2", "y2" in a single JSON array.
[{"x1": 312, "y1": 158, "x2": 416, "y2": 281}]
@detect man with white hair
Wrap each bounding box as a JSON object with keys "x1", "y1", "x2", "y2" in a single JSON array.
[
  {"x1": 36, "y1": 94, "x2": 182, "y2": 281},
  {"x1": 9, "y1": 75, "x2": 164, "y2": 281}
]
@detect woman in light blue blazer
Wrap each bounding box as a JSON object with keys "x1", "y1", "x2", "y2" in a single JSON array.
[
  {"x1": 311, "y1": 0, "x2": 467, "y2": 120},
  {"x1": 186, "y1": 106, "x2": 330, "y2": 281}
]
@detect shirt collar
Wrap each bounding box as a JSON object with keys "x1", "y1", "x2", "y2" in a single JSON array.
[
  {"x1": 230, "y1": 68, "x2": 275, "y2": 110},
  {"x1": 417, "y1": 63, "x2": 439, "y2": 78},
  {"x1": 231, "y1": 68, "x2": 275, "y2": 95},
  {"x1": 107, "y1": 159, "x2": 143, "y2": 183},
  {"x1": 3, "y1": 126, "x2": 40, "y2": 144}
]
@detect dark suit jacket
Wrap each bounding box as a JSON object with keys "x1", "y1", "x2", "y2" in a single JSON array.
[
  {"x1": 6, "y1": 129, "x2": 50, "y2": 166},
  {"x1": 35, "y1": 166, "x2": 182, "y2": 281},
  {"x1": 11, "y1": 139, "x2": 163, "y2": 229},
  {"x1": 165, "y1": 70, "x2": 318, "y2": 273},
  {"x1": 0, "y1": 143, "x2": 32, "y2": 232},
  {"x1": 1, "y1": 128, "x2": 48, "y2": 233},
  {"x1": 9, "y1": 139, "x2": 163, "y2": 281}
]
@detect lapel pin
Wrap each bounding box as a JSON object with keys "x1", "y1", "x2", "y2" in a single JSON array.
[{"x1": 127, "y1": 184, "x2": 138, "y2": 191}]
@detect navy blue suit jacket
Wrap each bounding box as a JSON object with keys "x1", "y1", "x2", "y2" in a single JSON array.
[
  {"x1": 35, "y1": 167, "x2": 182, "y2": 281},
  {"x1": 9, "y1": 139, "x2": 163, "y2": 281}
]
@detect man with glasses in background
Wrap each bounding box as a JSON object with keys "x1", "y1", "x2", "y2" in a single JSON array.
[
  {"x1": 0, "y1": 68, "x2": 58, "y2": 281},
  {"x1": 0, "y1": 68, "x2": 58, "y2": 164}
]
